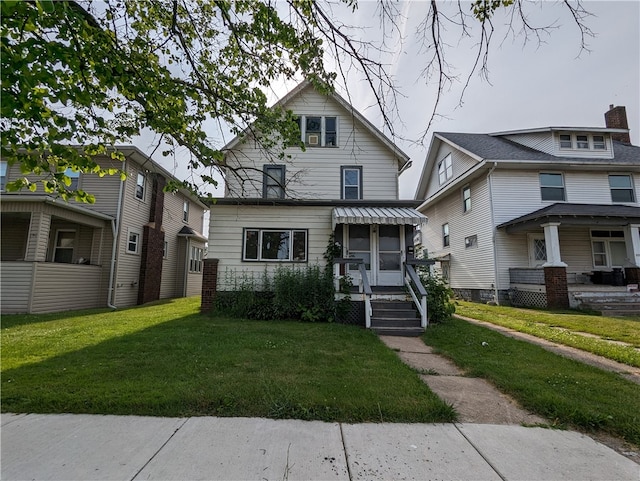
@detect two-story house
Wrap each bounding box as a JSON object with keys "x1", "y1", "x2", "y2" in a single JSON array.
[
  {"x1": 201, "y1": 81, "x2": 428, "y2": 328},
  {"x1": 414, "y1": 105, "x2": 640, "y2": 314},
  {"x1": 1, "y1": 146, "x2": 207, "y2": 314}
]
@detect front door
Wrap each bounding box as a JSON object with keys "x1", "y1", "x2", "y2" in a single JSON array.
[{"x1": 345, "y1": 225, "x2": 404, "y2": 286}]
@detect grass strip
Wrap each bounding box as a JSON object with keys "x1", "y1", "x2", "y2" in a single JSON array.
[
  {"x1": 423, "y1": 317, "x2": 640, "y2": 445},
  {"x1": 1, "y1": 297, "x2": 455, "y2": 423},
  {"x1": 455, "y1": 301, "x2": 640, "y2": 367}
]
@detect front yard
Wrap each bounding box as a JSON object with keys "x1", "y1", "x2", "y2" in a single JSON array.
[{"x1": 1, "y1": 297, "x2": 454, "y2": 423}]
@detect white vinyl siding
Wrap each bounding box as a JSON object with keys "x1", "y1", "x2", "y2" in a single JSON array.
[
  {"x1": 502, "y1": 132, "x2": 555, "y2": 155},
  {"x1": 209, "y1": 205, "x2": 332, "y2": 290},
  {"x1": 0, "y1": 262, "x2": 33, "y2": 313},
  {"x1": 424, "y1": 143, "x2": 478, "y2": 198},
  {"x1": 224, "y1": 86, "x2": 401, "y2": 200},
  {"x1": 420, "y1": 176, "x2": 495, "y2": 290}
]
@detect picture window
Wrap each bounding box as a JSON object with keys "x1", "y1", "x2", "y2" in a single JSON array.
[{"x1": 243, "y1": 229, "x2": 307, "y2": 262}]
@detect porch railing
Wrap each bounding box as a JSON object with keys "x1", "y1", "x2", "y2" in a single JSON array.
[
  {"x1": 333, "y1": 258, "x2": 372, "y2": 328},
  {"x1": 405, "y1": 259, "x2": 434, "y2": 328}
]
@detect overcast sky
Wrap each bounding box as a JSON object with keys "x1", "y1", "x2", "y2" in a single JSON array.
[{"x1": 136, "y1": 0, "x2": 639, "y2": 201}]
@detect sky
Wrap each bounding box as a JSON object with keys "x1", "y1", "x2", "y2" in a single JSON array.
[{"x1": 135, "y1": 0, "x2": 639, "y2": 201}]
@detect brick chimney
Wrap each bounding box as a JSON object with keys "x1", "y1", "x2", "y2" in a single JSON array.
[{"x1": 604, "y1": 105, "x2": 631, "y2": 143}]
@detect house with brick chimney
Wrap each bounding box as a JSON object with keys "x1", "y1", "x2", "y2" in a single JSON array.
[
  {"x1": 414, "y1": 105, "x2": 640, "y2": 315},
  {"x1": 1, "y1": 146, "x2": 207, "y2": 314}
]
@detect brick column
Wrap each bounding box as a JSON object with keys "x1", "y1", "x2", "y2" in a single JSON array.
[
  {"x1": 137, "y1": 174, "x2": 166, "y2": 305},
  {"x1": 201, "y1": 258, "x2": 219, "y2": 313},
  {"x1": 544, "y1": 266, "x2": 569, "y2": 310}
]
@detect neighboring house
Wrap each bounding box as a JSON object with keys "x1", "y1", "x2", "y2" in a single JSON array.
[
  {"x1": 1, "y1": 146, "x2": 207, "y2": 314},
  {"x1": 414, "y1": 105, "x2": 640, "y2": 313},
  {"x1": 201, "y1": 81, "x2": 428, "y2": 328}
]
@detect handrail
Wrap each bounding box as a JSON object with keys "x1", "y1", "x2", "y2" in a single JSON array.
[
  {"x1": 405, "y1": 263, "x2": 428, "y2": 328},
  {"x1": 333, "y1": 257, "x2": 373, "y2": 327}
]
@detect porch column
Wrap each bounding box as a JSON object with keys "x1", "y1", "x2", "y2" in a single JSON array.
[
  {"x1": 201, "y1": 258, "x2": 219, "y2": 313},
  {"x1": 541, "y1": 222, "x2": 568, "y2": 309},
  {"x1": 25, "y1": 212, "x2": 51, "y2": 262},
  {"x1": 541, "y1": 222, "x2": 567, "y2": 267}
]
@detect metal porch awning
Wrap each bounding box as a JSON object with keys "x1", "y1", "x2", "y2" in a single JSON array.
[{"x1": 332, "y1": 206, "x2": 428, "y2": 229}]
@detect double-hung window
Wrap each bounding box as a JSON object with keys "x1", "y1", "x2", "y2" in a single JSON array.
[
  {"x1": 127, "y1": 229, "x2": 141, "y2": 254},
  {"x1": 442, "y1": 223, "x2": 450, "y2": 247},
  {"x1": 135, "y1": 172, "x2": 145, "y2": 200},
  {"x1": 591, "y1": 230, "x2": 626, "y2": 267},
  {"x1": 559, "y1": 134, "x2": 572, "y2": 149},
  {"x1": 341, "y1": 166, "x2": 362, "y2": 199},
  {"x1": 609, "y1": 174, "x2": 635, "y2": 202},
  {"x1": 576, "y1": 135, "x2": 589, "y2": 149},
  {"x1": 438, "y1": 154, "x2": 453, "y2": 185},
  {"x1": 263, "y1": 165, "x2": 285, "y2": 199},
  {"x1": 183, "y1": 200, "x2": 190, "y2": 222},
  {"x1": 296, "y1": 115, "x2": 338, "y2": 147},
  {"x1": 243, "y1": 228, "x2": 307, "y2": 262},
  {"x1": 0, "y1": 161, "x2": 7, "y2": 191},
  {"x1": 53, "y1": 230, "x2": 75, "y2": 263},
  {"x1": 539, "y1": 173, "x2": 566, "y2": 201},
  {"x1": 189, "y1": 246, "x2": 203, "y2": 272},
  {"x1": 593, "y1": 135, "x2": 606, "y2": 150},
  {"x1": 462, "y1": 186, "x2": 471, "y2": 212}
]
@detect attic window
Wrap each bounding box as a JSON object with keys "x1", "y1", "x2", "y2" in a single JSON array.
[
  {"x1": 593, "y1": 135, "x2": 606, "y2": 150},
  {"x1": 297, "y1": 115, "x2": 338, "y2": 147},
  {"x1": 438, "y1": 154, "x2": 453, "y2": 185},
  {"x1": 576, "y1": 135, "x2": 589, "y2": 149},
  {"x1": 559, "y1": 134, "x2": 572, "y2": 149}
]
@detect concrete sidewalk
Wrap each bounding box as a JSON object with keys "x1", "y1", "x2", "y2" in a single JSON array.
[{"x1": 2, "y1": 413, "x2": 638, "y2": 480}]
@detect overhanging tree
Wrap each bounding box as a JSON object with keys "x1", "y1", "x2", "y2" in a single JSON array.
[{"x1": 1, "y1": 0, "x2": 593, "y2": 201}]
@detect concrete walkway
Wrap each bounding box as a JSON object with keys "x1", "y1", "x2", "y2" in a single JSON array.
[{"x1": 2, "y1": 412, "x2": 638, "y2": 481}]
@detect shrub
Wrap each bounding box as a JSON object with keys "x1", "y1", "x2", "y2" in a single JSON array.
[{"x1": 417, "y1": 268, "x2": 456, "y2": 323}]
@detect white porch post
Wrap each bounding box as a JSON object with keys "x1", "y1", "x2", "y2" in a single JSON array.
[
  {"x1": 626, "y1": 224, "x2": 640, "y2": 267},
  {"x1": 541, "y1": 222, "x2": 567, "y2": 267}
]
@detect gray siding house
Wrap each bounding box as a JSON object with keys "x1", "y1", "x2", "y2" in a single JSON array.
[
  {"x1": 201, "y1": 81, "x2": 428, "y2": 329},
  {"x1": 1, "y1": 146, "x2": 207, "y2": 314},
  {"x1": 415, "y1": 105, "x2": 640, "y2": 313}
]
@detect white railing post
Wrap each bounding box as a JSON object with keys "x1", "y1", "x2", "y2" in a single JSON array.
[{"x1": 421, "y1": 295, "x2": 427, "y2": 328}]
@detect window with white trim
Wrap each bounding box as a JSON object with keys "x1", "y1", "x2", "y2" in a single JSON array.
[
  {"x1": 135, "y1": 172, "x2": 145, "y2": 200},
  {"x1": 593, "y1": 135, "x2": 606, "y2": 150},
  {"x1": 64, "y1": 168, "x2": 80, "y2": 190},
  {"x1": 0, "y1": 161, "x2": 7, "y2": 191},
  {"x1": 539, "y1": 173, "x2": 566, "y2": 201},
  {"x1": 189, "y1": 246, "x2": 203, "y2": 272},
  {"x1": 127, "y1": 229, "x2": 141, "y2": 254},
  {"x1": 559, "y1": 134, "x2": 572, "y2": 149},
  {"x1": 462, "y1": 185, "x2": 471, "y2": 212},
  {"x1": 341, "y1": 166, "x2": 362, "y2": 200},
  {"x1": 464, "y1": 235, "x2": 477, "y2": 248},
  {"x1": 576, "y1": 135, "x2": 589, "y2": 149},
  {"x1": 183, "y1": 200, "x2": 189, "y2": 222},
  {"x1": 296, "y1": 115, "x2": 338, "y2": 147},
  {"x1": 243, "y1": 229, "x2": 307, "y2": 262},
  {"x1": 53, "y1": 230, "x2": 75, "y2": 263},
  {"x1": 591, "y1": 230, "x2": 626, "y2": 267},
  {"x1": 609, "y1": 174, "x2": 635, "y2": 203},
  {"x1": 558, "y1": 133, "x2": 608, "y2": 151},
  {"x1": 442, "y1": 223, "x2": 450, "y2": 248},
  {"x1": 438, "y1": 154, "x2": 453, "y2": 185}
]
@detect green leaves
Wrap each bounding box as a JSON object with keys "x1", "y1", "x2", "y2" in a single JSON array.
[{"x1": 2, "y1": 0, "x2": 335, "y2": 201}]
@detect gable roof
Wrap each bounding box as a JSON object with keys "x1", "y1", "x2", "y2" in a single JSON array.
[{"x1": 222, "y1": 80, "x2": 410, "y2": 167}]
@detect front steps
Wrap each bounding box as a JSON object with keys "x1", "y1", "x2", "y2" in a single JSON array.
[
  {"x1": 573, "y1": 291, "x2": 640, "y2": 317},
  {"x1": 370, "y1": 300, "x2": 424, "y2": 337}
]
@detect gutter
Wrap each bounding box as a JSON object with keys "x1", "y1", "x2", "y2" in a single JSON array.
[{"x1": 107, "y1": 160, "x2": 126, "y2": 309}]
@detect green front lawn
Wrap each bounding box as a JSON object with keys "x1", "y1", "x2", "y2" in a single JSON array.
[
  {"x1": 424, "y1": 317, "x2": 640, "y2": 445},
  {"x1": 1, "y1": 297, "x2": 455, "y2": 423},
  {"x1": 455, "y1": 301, "x2": 640, "y2": 367}
]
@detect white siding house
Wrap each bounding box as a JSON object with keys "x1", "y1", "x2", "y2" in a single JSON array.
[
  {"x1": 203, "y1": 81, "x2": 428, "y2": 328},
  {"x1": 415, "y1": 105, "x2": 640, "y2": 310},
  {"x1": 1, "y1": 146, "x2": 207, "y2": 314}
]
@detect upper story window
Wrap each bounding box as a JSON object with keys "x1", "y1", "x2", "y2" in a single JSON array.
[
  {"x1": 163, "y1": 241, "x2": 168, "y2": 259},
  {"x1": 540, "y1": 173, "x2": 566, "y2": 201},
  {"x1": 609, "y1": 174, "x2": 635, "y2": 202},
  {"x1": 438, "y1": 154, "x2": 453, "y2": 185},
  {"x1": 127, "y1": 229, "x2": 141, "y2": 254},
  {"x1": 296, "y1": 115, "x2": 338, "y2": 147},
  {"x1": 64, "y1": 168, "x2": 80, "y2": 190},
  {"x1": 462, "y1": 186, "x2": 471, "y2": 212},
  {"x1": 0, "y1": 161, "x2": 7, "y2": 191},
  {"x1": 263, "y1": 165, "x2": 285, "y2": 199},
  {"x1": 576, "y1": 135, "x2": 589, "y2": 149},
  {"x1": 442, "y1": 223, "x2": 450, "y2": 247},
  {"x1": 183, "y1": 200, "x2": 190, "y2": 222},
  {"x1": 558, "y1": 133, "x2": 608, "y2": 151},
  {"x1": 341, "y1": 166, "x2": 362, "y2": 200},
  {"x1": 135, "y1": 172, "x2": 145, "y2": 200}
]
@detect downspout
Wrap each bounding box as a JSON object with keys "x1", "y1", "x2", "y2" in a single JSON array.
[
  {"x1": 107, "y1": 160, "x2": 126, "y2": 309},
  {"x1": 183, "y1": 238, "x2": 190, "y2": 297},
  {"x1": 487, "y1": 162, "x2": 500, "y2": 304}
]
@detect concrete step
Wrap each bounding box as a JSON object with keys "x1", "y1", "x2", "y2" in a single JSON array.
[{"x1": 371, "y1": 326, "x2": 424, "y2": 337}]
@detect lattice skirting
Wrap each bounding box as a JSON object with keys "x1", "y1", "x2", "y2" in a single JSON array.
[
  {"x1": 509, "y1": 289, "x2": 548, "y2": 308},
  {"x1": 336, "y1": 301, "x2": 365, "y2": 326}
]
